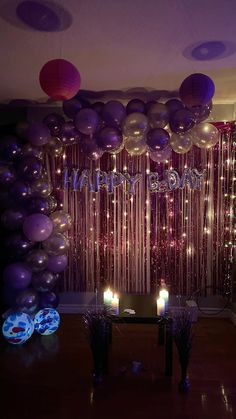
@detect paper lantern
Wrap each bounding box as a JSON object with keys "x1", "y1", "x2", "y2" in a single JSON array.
[
  {"x1": 179, "y1": 73, "x2": 215, "y2": 108},
  {"x1": 2, "y1": 312, "x2": 34, "y2": 345},
  {"x1": 39, "y1": 59, "x2": 81, "y2": 100},
  {"x1": 34, "y1": 308, "x2": 60, "y2": 335}
]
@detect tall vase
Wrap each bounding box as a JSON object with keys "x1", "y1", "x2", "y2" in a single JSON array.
[
  {"x1": 178, "y1": 361, "x2": 190, "y2": 392},
  {"x1": 91, "y1": 319, "x2": 110, "y2": 384}
]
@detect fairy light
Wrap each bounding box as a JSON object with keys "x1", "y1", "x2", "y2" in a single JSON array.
[
  {"x1": 146, "y1": 168, "x2": 150, "y2": 174},
  {"x1": 57, "y1": 169, "x2": 61, "y2": 174},
  {"x1": 124, "y1": 212, "x2": 127, "y2": 216},
  {"x1": 130, "y1": 196, "x2": 133, "y2": 203},
  {"x1": 93, "y1": 198, "x2": 96, "y2": 202},
  {"x1": 185, "y1": 199, "x2": 189, "y2": 203},
  {"x1": 123, "y1": 166, "x2": 127, "y2": 171},
  {"x1": 182, "y1": 233, "x2": 186, "y2": 238}
]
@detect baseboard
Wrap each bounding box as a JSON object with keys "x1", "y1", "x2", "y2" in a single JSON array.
[{"x1": 58, "y1": 303, "x2": 103, "y2": 314}]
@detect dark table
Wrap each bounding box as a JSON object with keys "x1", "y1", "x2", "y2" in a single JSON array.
[{"x1": 110, "y1": 314, "x2": 173, "y2": 377}]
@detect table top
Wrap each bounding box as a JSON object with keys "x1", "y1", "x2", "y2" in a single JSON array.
[{"x1": 111, "y1": 314, "x2": 171, "y2": 324}]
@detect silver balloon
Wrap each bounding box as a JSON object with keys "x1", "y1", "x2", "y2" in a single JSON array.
[
  {"x1": 43, "y1": 233, "x2": 70, "y2": 255},
  {"x1": 170, "y1": 133, "x2": 193, "y2": 154},
  {"x1": 16, "y1": 289, "x2": 39, "y2": 314},
  {"x1": 31, "y1": 178, "x2": 53, "y2": 198},
  {"x1": 108, "y1": 142, "x2": 124, "y2": 155},
  {"x1": 45, "y1": 136, "x2": 63, "y2": 157},
  {"x1": 190, "y1": 123, "x2": 220, "y2": 149},
  {"x1": 149, "y1": 145, "x2": 172, "y2": 162},
  {"x1": 122, "y1": 113, "x2": 149, "y2": 137},
  {"x1": 21, "y1": 143, "x2": 44, "y2": 160},
  {"x1": 125, "y1": 136, "x2": 147, "y2": 156},
  {"x1": 147, "y1": 103, "x2": 169, "y2": 129},
  {"x1": 26, "y1": 249, "x2": 49, "y2": 272},
  {"x1": 50, "y1": 211, "x2": 72, "y2": 233},
  {"x1": 32, "y1": 270, "x2": 58, "y2": 292}
]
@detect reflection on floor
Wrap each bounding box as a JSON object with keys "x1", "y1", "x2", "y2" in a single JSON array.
[{"x1": 1, "y1": 316, "x2": 236, "y2": 419}]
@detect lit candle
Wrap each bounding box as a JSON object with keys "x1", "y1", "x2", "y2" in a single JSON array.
[
  {"x1": 159, "y1": 289, "x2": 169, "y2": 312},
  {"x1": 103, "y1": 288, "x2": 113, "y2": 306},
  {"x1": 111, "y1": 293, "x2": 119, "y2": 316},
  {"x1": 157, "y1": 297, "x2": 165, "y2": 316}
]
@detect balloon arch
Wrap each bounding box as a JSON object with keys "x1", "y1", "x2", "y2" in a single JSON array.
[{"x1": 0, "y1": 64, "x2": 223, "y2": 344}]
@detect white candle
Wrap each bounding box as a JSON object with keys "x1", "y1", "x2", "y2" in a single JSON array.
[
  {"x1": 111, "y1": 293, "x2": 119, "y2": 315},
  {"x1": 157, "y1": 297, "x2": 165, "y2": 316},
  {"x1": 159, "y1": 289, "x2": 169, "y2": 304},
  {"x1": 103, "y1": 288, "x2": 113, "y2": 306}
]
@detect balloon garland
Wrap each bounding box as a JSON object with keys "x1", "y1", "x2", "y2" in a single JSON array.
[
  {"x1": 0, "y1": 119, "x2": 71, "y2": 343},
  {"x1": 0, "y1": 64, "x2": 220, "y2": 344},
  {"x1": 37, "y1": 67, "x2": 219, "y2": 161}
]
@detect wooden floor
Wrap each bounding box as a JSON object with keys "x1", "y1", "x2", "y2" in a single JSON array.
[{"x1": 1, "y1": 315, "x2": 236, "y2": 419}]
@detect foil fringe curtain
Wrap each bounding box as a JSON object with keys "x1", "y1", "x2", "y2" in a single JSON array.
[{"x1": 48, "y1": 125, "x2": 235, "y2": 295}]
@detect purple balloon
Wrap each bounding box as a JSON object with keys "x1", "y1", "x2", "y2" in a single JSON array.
[
  {"x1": 126, "y1": 99, "x2": 145, "y2": 114},
  {"x1": 102, "y1": 100, "x2": 126, "y2": 129},
  {"x1": 165, "y1": 99, "x2": 184, "y2": 115},
  {"x1": 39, "y1": 291, "x2": 59, "y2": 308},
  {"x1": 46, "y1": 254, "x2": 68, "y2": 273},
  {"x1": 0, "y1": 136, "x2": 22, "y2": 161},
  {"x1": 43, "y1": 113, "x2": 65, "y2": 136},
  {"x1": 28, "y1": 197, "x2": 56, "y2": 215},
  {"x1": 27, "y1": 122, "x2": 50, "y2": 146},
  {"x1": 1, "y1": 208, "x2": 26, "y2": 230},
  {"x1": 179, "y1": 73, "x2": 215, "y2": 107},
  {"x1": 16, "y1": 289, "x2": 39, "y2": 314},
  {"x1": 3, "y1": 262, "x2": 32, "y2": 290},
  {"x1": 63, "y1": 98, "x2": 83, "y2": 118},
  {"x1": 92, "y1": 101, "x2": 105, "y2": 114},
  {"x1": 17, "y1": 156, "x2": 42, "y2": 182},
  {"x1": 32, "y1": 270, "x2": 58, "y2": 292},
  {"x1": 0, "y1": 164, "x2": 16, "y2": 186},
  {"x1": 169, "y1": 108, "x2": 196, "y2": 134},
  {"x1": 10, "y1": 180, "x2": 31, "y2": 201},
  {"x1": 60, "y1": 121, "x2": 80, "y2": 145},
  {"x1": 147, "y1": 128, "x2": 170, "y2": 152},
  {"x1": 81, "y1": 136, "x2": 104, "y2": 160},
  {"x1": 96, "y1": 127, "x2": 122, "y2": 152},
  {"x1": 74, "y1": 108, "x2": 99, "y2": 135},
  {"x1": 23, "y1": 213, "x2": 53, "y2": 242},
  {"x1": 5, "y1": 232, "x2": 35, "y2": 258}
]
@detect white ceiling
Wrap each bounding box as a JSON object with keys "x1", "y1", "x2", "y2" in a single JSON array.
[{"x1": 1, "y1": 0, "x2": 236, "y2": 103}]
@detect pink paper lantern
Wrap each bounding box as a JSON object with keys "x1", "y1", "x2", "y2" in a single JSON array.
[{"x1": 39, "y1": 59, "x2": 81, "y2": 100}]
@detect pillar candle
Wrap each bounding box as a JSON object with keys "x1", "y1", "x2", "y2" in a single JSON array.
[
  {"x1": 157, "y1": 297, "x2": 165, "y2": 316},
  {"x1": 103, "y1": 288, "x2": 113, "y2": 306},
  {"x1": 159, "y1": 288, "x2": 169, "y2": 312}
]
